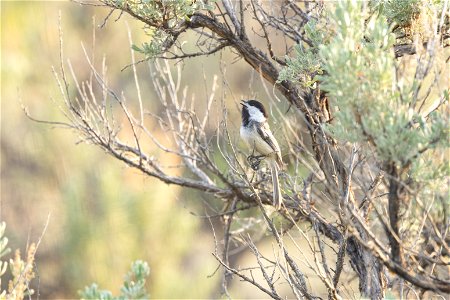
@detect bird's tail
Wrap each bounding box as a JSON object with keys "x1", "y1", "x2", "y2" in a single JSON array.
[{"x1": 270, "y1": 159, "x2": 282, "y2": 210}]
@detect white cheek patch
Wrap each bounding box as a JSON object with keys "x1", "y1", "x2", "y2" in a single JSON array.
[{"x1": 247, "y1": 105, "x2": 266, "y2": 122}]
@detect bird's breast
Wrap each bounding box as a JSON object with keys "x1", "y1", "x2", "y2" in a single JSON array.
[{"x1": 240, "y1": 125, "x2": 277, "y2": 157}]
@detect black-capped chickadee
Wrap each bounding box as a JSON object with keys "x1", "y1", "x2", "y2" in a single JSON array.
[{"x1": 240, "y1": 100, "x2": 283, "y2": 210}]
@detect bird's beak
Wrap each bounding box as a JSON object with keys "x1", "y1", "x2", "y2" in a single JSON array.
[{"x1": 240, "y1": 100, "x2": 246, "y2": 106}]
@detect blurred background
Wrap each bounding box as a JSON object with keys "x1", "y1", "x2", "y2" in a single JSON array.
[{"x1": 1, "y1": 1, "x2": 297, "y2": 298}]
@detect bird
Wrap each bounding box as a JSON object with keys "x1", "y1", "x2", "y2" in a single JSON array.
[{"x1": 240, "y1": 99, "x2": 283, "y2": 210}]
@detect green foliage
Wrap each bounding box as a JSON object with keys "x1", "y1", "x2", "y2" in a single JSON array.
[
  {"x1": 107, "y1": 0, "x2": 215, "y2": 58},
  {"x1": 121, "y1": 260, "x2": 150, "y2": 299},
  {"x1": 410, "y1": 148, "x2": 449, "y2": 190},
  {"x1": 80, "y1": 260, "x2": 150, "y2": 300},
  {"x1": 131, "y1": 29, "x2": 171, "y2": 58},
  {"x1": 79, "y1": 284, "x2": 113, "y2": 300},
  {"x1": 278, "y1": 20, "x2": 326, "y2": 88},
  {"x1": 278, "y1": 44, "x2": 321, "y2": 88},
  {"x1": 372, "y1": 0, "x2": 421, "y2": 25},
  {"x1": 317, "y1": 0, "x2": 448, "y2": 166},
  {"x1": 110, "y1": 0, "x2": 214, "y2": 26}
]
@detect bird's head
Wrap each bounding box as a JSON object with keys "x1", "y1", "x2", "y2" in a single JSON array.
[{"x1": 240, "y1": 100, "x2": 267, "y2": 124}]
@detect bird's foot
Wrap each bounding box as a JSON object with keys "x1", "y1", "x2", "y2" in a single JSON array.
[{"x1": 247, "y1": 154, "x2": 265, "y2": 170}]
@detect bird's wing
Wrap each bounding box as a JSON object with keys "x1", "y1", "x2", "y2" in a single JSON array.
[
  {"x1": 256, "y1": 122, "x2": 280, "y2": 153},
  {"x1": 256, "y1": 122, "x2": 283, "y2": 167}
]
